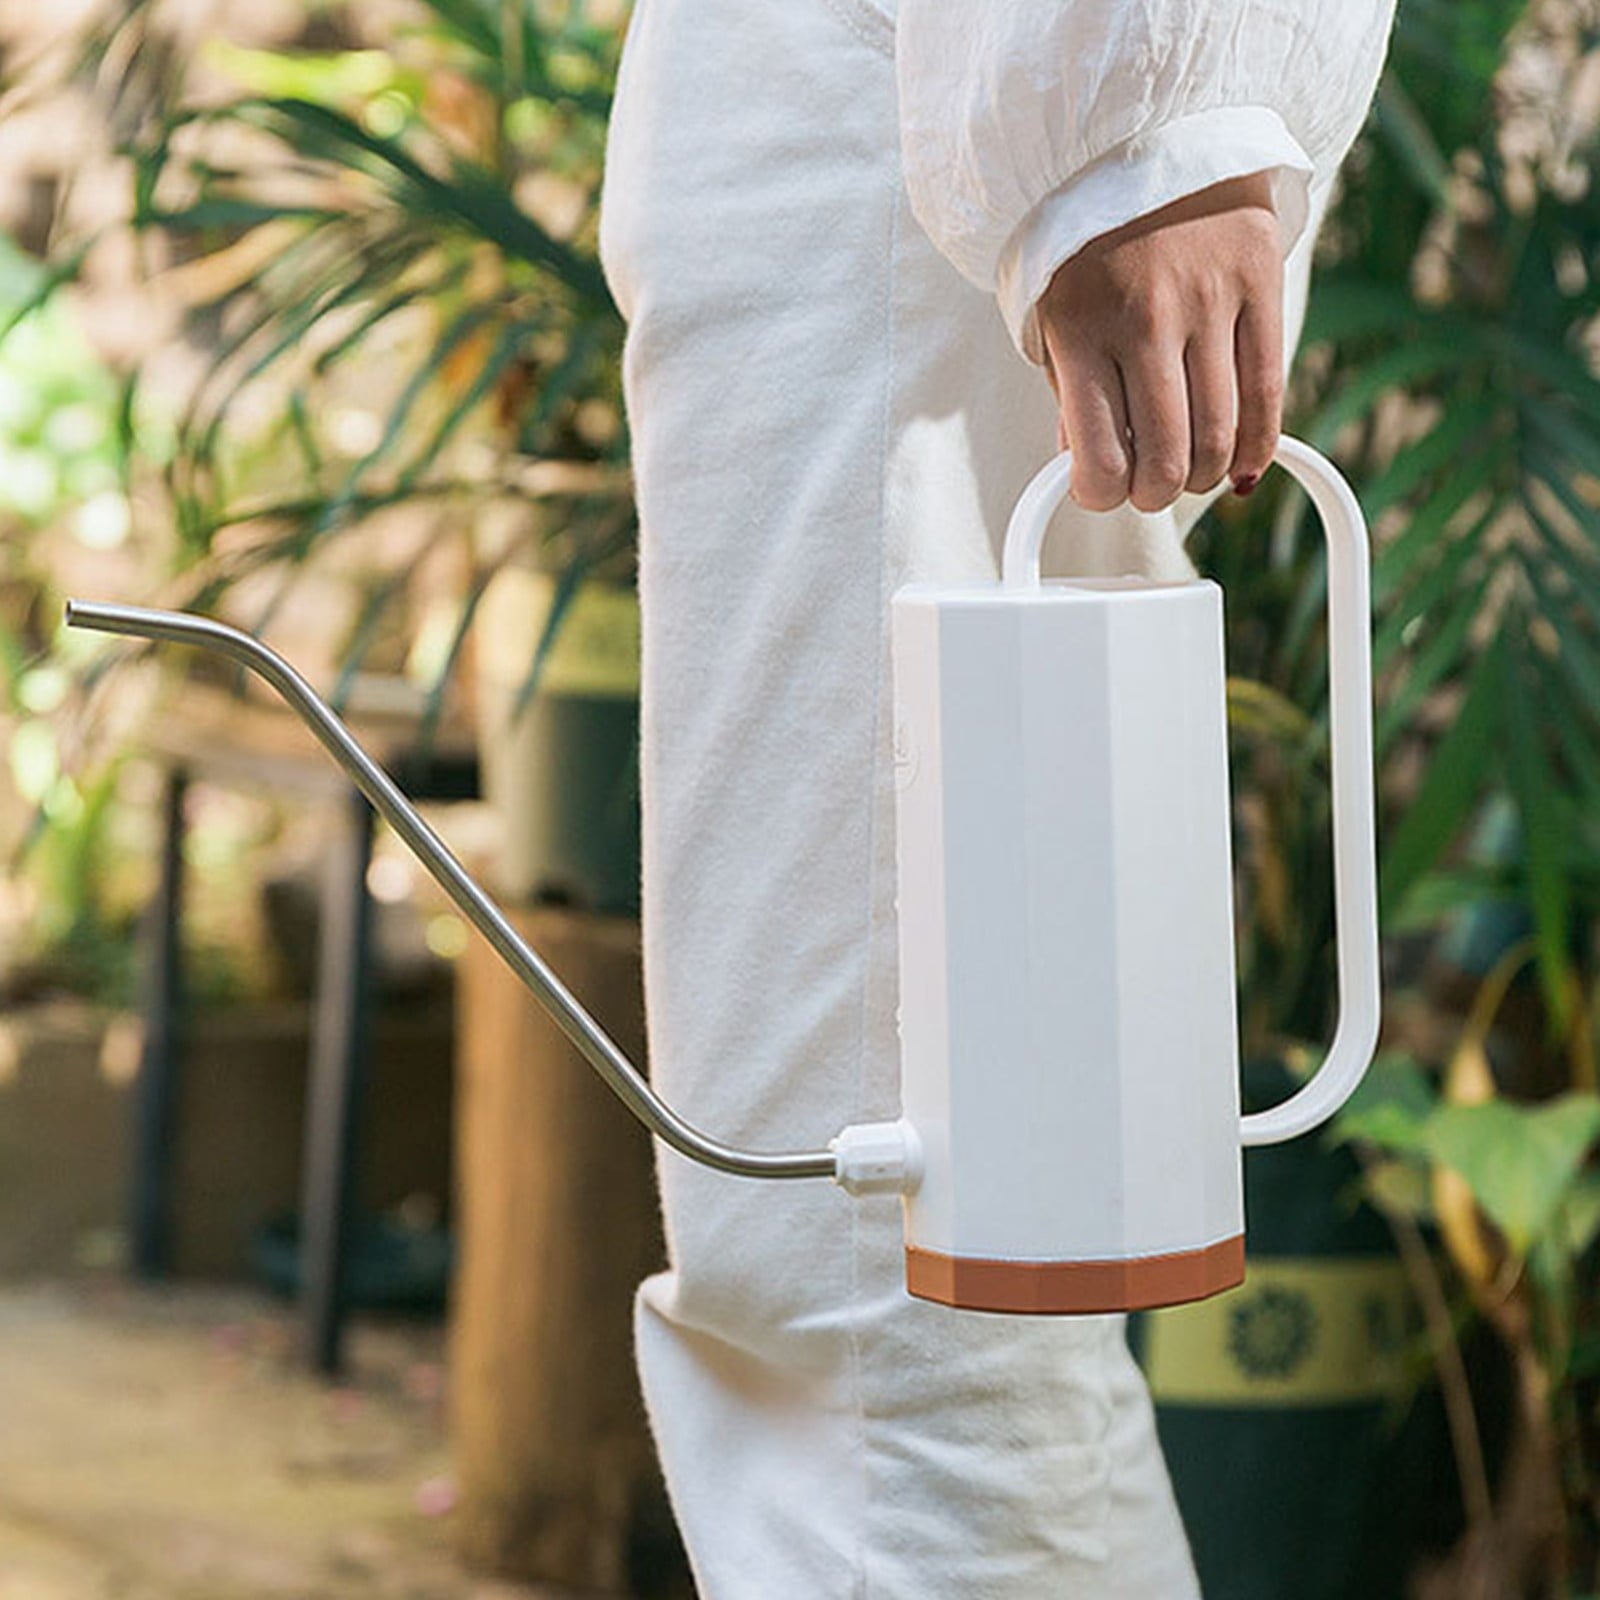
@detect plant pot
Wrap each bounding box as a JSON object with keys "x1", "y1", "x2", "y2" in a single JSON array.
[
  {"x1": 1129, "y1": 1058, "x2": 1476, "y2": 1599},
  {"x1": 474, "y1": 563, "x2": 640, "y2": 915}
]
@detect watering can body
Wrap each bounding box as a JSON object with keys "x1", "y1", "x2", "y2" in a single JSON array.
[
  {"x1": 884, "y1": 435, "x2": 1380, "y2": 1313},
  {"x1": 891, "y1": 575, "x2": 1245, "y2": 1312},
  {"x1": 65, "y1": 437, "x2": 1379, "y2": 1319}
]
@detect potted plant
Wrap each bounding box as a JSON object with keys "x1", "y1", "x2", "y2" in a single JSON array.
[
  {"x1": 1136, "y1": 2, "x2": 1600, "y2": 1593},
  {"x1": 23, "y1": 0, "x2": 637, "y2": 907}
]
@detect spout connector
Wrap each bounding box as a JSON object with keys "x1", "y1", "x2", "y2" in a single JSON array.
[{"x1": 831, "y1": 1119, "x2": 923, "y2": 1196}]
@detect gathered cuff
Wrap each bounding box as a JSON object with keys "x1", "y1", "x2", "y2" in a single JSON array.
[{"x1": 996, "y1": 104, "x2": 1315, "y2": 366}]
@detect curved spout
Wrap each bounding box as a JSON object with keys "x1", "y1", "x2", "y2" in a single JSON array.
[{"x1": 64, "y1": 600, "x2": 836, "y2": 1181}]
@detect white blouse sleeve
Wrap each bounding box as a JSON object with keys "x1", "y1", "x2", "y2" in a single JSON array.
[{"x1": 895, "y1": 0, "x2": 1398, "y2": 363}]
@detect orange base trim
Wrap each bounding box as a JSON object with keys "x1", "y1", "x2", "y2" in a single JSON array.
[{"x1": 905, "y1": 1235, "x2": 1246, "y2": 1315}]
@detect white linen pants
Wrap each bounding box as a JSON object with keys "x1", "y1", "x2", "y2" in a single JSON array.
[{"x1": 598, "y1": 2, "x2": 1324, "y2": 1593}]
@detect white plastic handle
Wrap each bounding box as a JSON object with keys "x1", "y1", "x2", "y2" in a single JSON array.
[{"x1": 998, "y1": 436, "x2": 1381, "y2": 1146}]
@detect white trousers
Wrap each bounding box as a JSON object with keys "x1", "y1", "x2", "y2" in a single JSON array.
[{"x1": 599, "y1": 3, "x2": 1323, "y2": 1593}]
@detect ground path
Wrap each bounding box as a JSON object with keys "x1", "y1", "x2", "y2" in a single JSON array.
[{"x1": 0, "y1": 1280, "x2": 573, "y2": 1600}]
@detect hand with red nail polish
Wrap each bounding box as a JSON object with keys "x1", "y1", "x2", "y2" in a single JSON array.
[{"x1": 1036, "y1": 171, "x2": 1285, "y2": 514}]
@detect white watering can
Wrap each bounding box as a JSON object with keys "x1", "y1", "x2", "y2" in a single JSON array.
[{"x1": 66, "y1": 434, "x2": 1379, "y2": 1316}]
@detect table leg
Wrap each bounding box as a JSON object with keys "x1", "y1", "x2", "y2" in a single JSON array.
[
  {"x1": 130, "y1": 765, "x2": 188, "y2": 1279},
  {"x1": 300, "y1": 788, "x2": 376, "y2": 1376}
]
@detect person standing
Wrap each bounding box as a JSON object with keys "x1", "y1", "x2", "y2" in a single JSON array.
[{"x1": 598, "y1": 2, "x2": 1397, "y2": 1594}]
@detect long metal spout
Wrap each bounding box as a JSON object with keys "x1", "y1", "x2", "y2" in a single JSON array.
[{"x1": 64, "y1": 600, "x2": 837, "y2": 1181}]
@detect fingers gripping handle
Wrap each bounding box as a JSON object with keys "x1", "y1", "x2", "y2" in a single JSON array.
[{"x1": 998, "y1": 437, "x2": 1381, "y2": 1145}]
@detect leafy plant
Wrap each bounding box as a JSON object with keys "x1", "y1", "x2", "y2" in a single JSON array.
[
  {"x1": 47, "y1": 0, "x2": 633, "y2": 727},
  {"x1": 1204, "y1": 0, "x2": 1600, "y2": 1589},
  {"x1": 1212, "y1": 0, "x2": 1600, "y2": 1043},
  {"x1": 0, "y1": 232, "x2": 145, "y2": 1001},
  {"x1": 0, "y1": 0, "x2": 636, "y2": 1000},
  {"x1": 1338, "y1": 1029, "x2": 1600, "y2": 1593}
]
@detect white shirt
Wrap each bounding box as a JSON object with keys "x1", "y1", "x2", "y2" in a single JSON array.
[{"x1": 886, "y1": 0, "x2": 1398, "y2": 361}]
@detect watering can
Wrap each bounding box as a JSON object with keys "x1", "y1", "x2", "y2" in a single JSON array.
[{"x1": 65, "y1": 434, "x2": 1378, "y2": 1317}]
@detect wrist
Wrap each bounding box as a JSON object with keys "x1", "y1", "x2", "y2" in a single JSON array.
[
  {"x1": 993, "y1": 106, "x2": 1315, "y2": 365},
  {"x1": 1086, "y1": 171, "x2": 1278, "y2": 253}
]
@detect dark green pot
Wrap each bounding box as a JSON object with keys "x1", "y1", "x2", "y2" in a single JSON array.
[
  {"x1": 476, "y1": 571, "x2": 641, "y2": 916},
  {"x1": 1129, "y1": 1059, "x2": 1470, "y2": 1599}
]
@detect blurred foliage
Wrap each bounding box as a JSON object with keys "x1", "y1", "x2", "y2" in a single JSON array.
[
  {"x1": 1215, "y1": 0, "x2": 1600, "y2": 1046},
  {"x1": 0, "y1": 233, "x2": 143, "y2": 1003},
  {"x1": 0, "y1": 238, "x2": 126, "y2": 532},
  {"x1": 0, "y1": 0, "x2": 632, "y2": 1002},
  {"x1": 1199, "y1": 0, "x2": 1600, "y2": 1586},
  {"x1": 0, "y1": 232, "x2": 267, "y2": 1007},
  {"x1": 82, "y1": 0, "x2": 634, "y2": 721}
]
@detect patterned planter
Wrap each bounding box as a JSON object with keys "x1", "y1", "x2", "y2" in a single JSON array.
[{"x1": 1130, "y1": 1058, "x2": 1471, "y2": 1599}]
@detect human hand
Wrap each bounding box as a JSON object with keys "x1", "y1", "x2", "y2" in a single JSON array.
[{"x1": 1035, "y1": 170, "x2": 1284, "y2": 514}]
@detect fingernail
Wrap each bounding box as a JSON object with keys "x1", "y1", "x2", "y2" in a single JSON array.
[{"x1": 1232, "y1": 473, "x2": 1259, "y2": 497}]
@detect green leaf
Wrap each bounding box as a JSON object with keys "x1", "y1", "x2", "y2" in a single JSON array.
[
  {"x1": 1503, "y1": 631, "x2": 1576, "y2": 1029},
  {"x1": 1228, "y1": 676, "x2": 1317, "y2": 747},
  {"x1": 394, "y1": 315, "x2": 530, "y2": 494},
  {"x1": 1300, "y1": 277, "x2": 1423, "y2": 346},
  {"x1": 509, "y1": 557, "x2": 587, "y2": 724},
  {"x1": 1382, "y1": 638, "x2": 1505, "y2": 916},
  {"x1": 1388, "y1": 868, "x2": 1522, "y2": 930},
  {"x1": 173, "y1": 225, "x2": 412, "y2": 513},
  {"x1": 232, "y1": 97, "x2": 612, "y2": 305},
  {"x1": 1558, "y1": 1173, "x2": 1600, "y2": 1258},
  {"x1": 1372, "y1": 447, "x2": 1500, "y2": 606},
  {"x1": 310, "y1": 298, "x2": 503, "y2": 544},
  {"x1": 328, "y1": 569, "x2": 411, "y2": 713},
  {"x1": 1493, "y1": 328, "x2": 1600, "y2": 433},
  {"x1": 411, "y1": 0, "x2": 498, "y2": 57},
  {"x1": 202, "y1": 42, "x2": 400, "y2": 103},
  {"x1": 286, "y1": 390, "x2": 321, "y2": 480},
  {"x1": 1535, "y1": 534, "x2": 1600, "y2": 637},
  {"x1": 1510, "y1": 560, "x2": 1600, "y2": 812},
  {"x1": 1333, "y1": 1052, "x2": 1439, "y2": 1151},
  {"x1": 416, "y1": 576, "x2": 495, "y2": 750},
  {"x1": 310, "y1": 261, "x2": 470, "y2": 376},
  {"x1": 1421, "y1": 1094, "x2": 1600, "y2": 1255},
  {"x1": 1359, "y1": 396, "x2": 1504, "y2": 523},
  {"x1": 1529, "y1": 643, "x2": 1600, "y2": 817},
  {"x1": 1373, "y1": 506, "x2": 1488, "y2": 672},
  {"x1": 1308, "y1": 336, "x2": 1483, "y2": 447},
  {"x1": 1376, "y1": 570, "x2": 1488, "y2": 754},
  {"x1": 1520, "y1": 391, "x2": 1600, "y2": 491},
  {"x1": 514, "y1": 319, "x2": 604, "y2": 452},
  {"x1": 1372, "y1": 75, "x2": 1454, "y2": 204},
  {"x1": 143, "y1": 199, "x2": 340, "y2": 231},
  {"x1": 0, "y1": 241, "x2": 90, "y2": 343}
]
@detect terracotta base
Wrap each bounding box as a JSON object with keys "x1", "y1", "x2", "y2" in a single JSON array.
[{"x1": 905, "y1": 1234, "x2": 1246, "y2": 1315}]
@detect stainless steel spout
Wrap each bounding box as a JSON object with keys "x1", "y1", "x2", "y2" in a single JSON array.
[{"x1": 64, "y1": 600, "x2": 837, "y2": 1181}]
